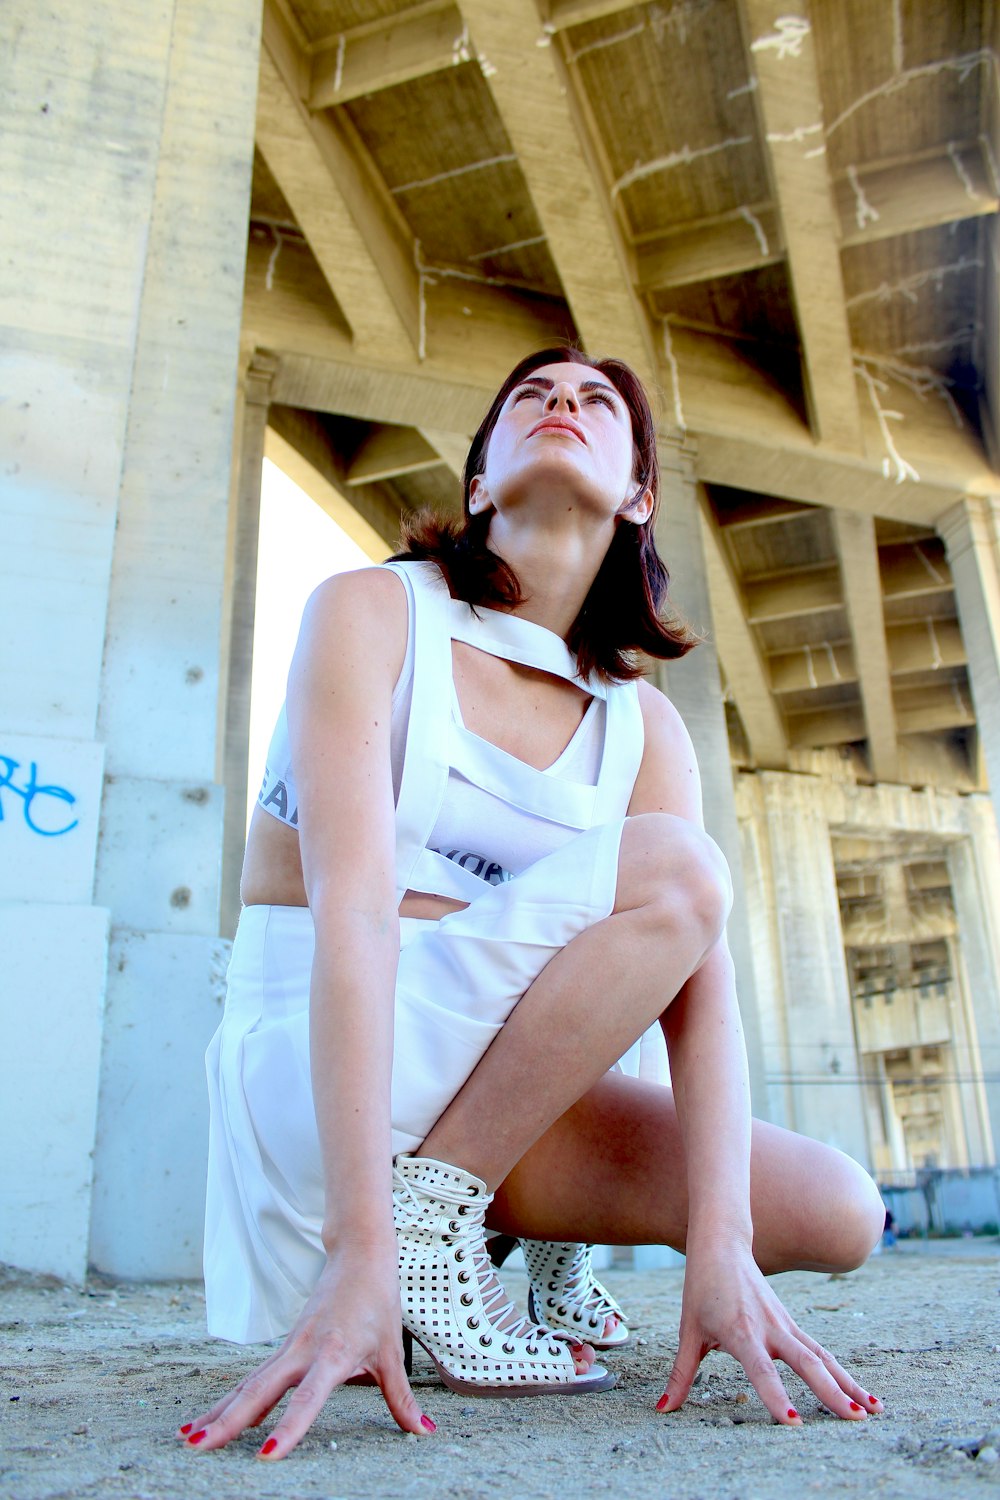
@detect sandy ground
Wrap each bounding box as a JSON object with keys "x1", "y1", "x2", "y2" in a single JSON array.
[{"x1": 2, "y1": 1242, "x2": 999, "y2": 1500}]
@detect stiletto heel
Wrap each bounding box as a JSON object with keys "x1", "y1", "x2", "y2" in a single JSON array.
[
  {"x1": 402, "y1": 1325, "x2": 413, "y2": 1376},
  {"x1": 393, "y1": 1155, "x2": 614, "y2": 1397}
]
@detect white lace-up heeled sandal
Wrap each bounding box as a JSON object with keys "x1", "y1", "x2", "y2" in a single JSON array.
[
  {"x1": 519, "y1": 1240, "x2": 630, "y2": 1349},
  {"x1": 393, "y1": 1156, "x2": 615, "y2": 1397}
]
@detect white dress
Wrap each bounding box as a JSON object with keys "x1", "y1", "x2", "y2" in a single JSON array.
[{"x1": 203, "y1": 561, "x2": 656, "y2": 1344}]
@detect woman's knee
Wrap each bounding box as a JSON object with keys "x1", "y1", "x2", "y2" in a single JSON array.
[
  {"x1": 616, "y1": 813, "x2": 733, "y2": 945},
  {"x1": 812, "y1": 1151, "x2": 887, "y2": 1271}
]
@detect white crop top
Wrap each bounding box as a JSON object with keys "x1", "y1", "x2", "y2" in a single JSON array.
[{"x1": 257, "y1": 562, "x2": 638, "y2": 898}]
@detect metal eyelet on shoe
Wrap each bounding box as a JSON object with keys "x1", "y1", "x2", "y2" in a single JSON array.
[
  {"x1": 557, "y1": 1304, "x2": 567, "y2": 1316},
  {"x1": 448, "y1": 1220, "x2": 461, "y2": 1233},
  {"x1": 479, "y1": 1334, "x2": 493, "y2": 1348},
  {"x1": 457, "y1": 1269, "x2": 470, "y2": 1284},
  {"x1": 467, "y1": 1316, "x2": 480, "y2": 1329},
  {"x1": 455, "y1": 1248, "x2": 465, "y2": 1261},
  {"x1": 526, "y1": 1344, "x2": 538, "y2": 1355},
  {"x1": 503, "y1": 1341, "x2": 515, "y2": 1354},
  {"x1": 457, "y1": 1204, "x2": 469, "y2": 1215},
  {"x1": 460, "y1": 1293, "x2": 474, "y2": 1307},
  {"x1": 573, "y1": 1311, "x2": 583, "y2": 1322}
]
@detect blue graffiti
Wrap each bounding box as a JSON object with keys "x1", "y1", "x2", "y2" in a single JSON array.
[{"x1": 0, "y1": 755, "x2": 78, "y2": 837}]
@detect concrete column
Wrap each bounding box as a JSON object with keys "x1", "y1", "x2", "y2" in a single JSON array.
[
  {"x1": 653, "y1": 440, "x2": 769, "y2": 1114},
  {"x1": 939, "y1": 496, "x2": 1000, "y2": 824},
  {"x1": 219, "y1": 354, "x2": 277, "y2": 939},
  {"x1": 755, "y1": 774, "x2": 870, "y2": 1163},
  {"x1": 946, "y1": 804, "x2": 1000, "y2": 1164},
  {"x1": 0, "y1": 0, "x2": 261, "y2": 1282}
]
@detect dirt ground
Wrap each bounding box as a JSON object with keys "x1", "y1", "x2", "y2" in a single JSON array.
[{"x1": 2, "y1": 1241, "x2": 998, "y2": 1500}]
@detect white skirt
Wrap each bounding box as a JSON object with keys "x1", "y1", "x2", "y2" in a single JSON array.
[{"x1": 203, "y1": 819, "x2": 666, "y2": 1344}]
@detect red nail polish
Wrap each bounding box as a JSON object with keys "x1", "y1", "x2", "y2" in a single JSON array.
[
  {"x1": 187, "y1": 1429, "x2": 206, "y2": 1445},
  {"x1": 259, "y1": 1436, "x2": 278, "y2": 1456},
  {"x1": 867, "y1": 1393, "x2": 881, "y2": 1405},
  {"x1": 787, "y1": 1408, "x2": 799, "y2": 1420},
  {"x1": 656, "y1": 1393, "x2": 670, "y2": 1412},
  {"x1": 178, "y1": 1423, "x2": 192, "y2": 1436},
  {"x1": 849, "y1": 1401, "x2": 862, "y2": 1412},
  {"x1": 420, "y1": 1415, "x2": 437, "y2": 1433}
]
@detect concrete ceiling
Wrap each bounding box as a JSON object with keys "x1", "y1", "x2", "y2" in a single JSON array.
[{"x1": 242, "y1": 0, "x2": 1000, "y2": 789}]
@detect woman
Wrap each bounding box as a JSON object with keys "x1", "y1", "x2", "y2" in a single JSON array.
[{"x1": 184, "y1": 348, "x2": 885, "y2": 1460}]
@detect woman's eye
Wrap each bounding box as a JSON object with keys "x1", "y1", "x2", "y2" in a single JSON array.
[
  {"x1": 513, "y1": 386, "x2": 543, "y2": 403},
  {"x1": 587, "y1": 392, "x2": 617, "y2": 411}
]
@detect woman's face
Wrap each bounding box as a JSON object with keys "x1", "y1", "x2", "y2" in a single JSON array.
[{"x1": 469, "y1": 362, "x2": 651, "y2": 526}]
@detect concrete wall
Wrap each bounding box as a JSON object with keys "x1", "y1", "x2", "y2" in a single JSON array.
[{"x1": 0, "y1": 0, "x2": 260, "y2": 1281}]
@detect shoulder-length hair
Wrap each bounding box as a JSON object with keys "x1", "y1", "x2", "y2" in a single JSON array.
[{"x1": 393, "y1": 346, "x2": 699, "y2": 681}]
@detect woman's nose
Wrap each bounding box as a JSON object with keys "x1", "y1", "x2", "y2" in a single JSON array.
[{"x1": 544, "y1": 383, "x2": 580, "y2": 414}]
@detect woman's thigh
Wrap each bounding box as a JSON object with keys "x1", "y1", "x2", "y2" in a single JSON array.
[{"x1": 486, "y1": 1072, "x2": 884, "y2": 1275}]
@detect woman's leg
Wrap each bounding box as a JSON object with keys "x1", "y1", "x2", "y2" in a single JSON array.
[
  {"x1": 486, "y1": 1073, "x2": 885, "y2": 1275},
  {"x1": 419, "y1": 811, "x2": 732, "y2": 1186}
]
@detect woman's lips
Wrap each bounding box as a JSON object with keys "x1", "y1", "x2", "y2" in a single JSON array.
[{"x1": 528, "y1": 418, "x2": 586, "y2": 444}]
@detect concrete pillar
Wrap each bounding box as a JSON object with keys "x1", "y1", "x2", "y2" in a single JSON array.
[
  {"x1": 0, "y1": 0, "x2": 261, "y2": 1282},
  {"x1": 653, "y1": 440, "x2": 769, "y2": 1115},
  {"x1": 947, "y1": 804, "x2": 1000, "y2": 1164},
  {"x1": 939, "y1": 496, "x2": 1000, "y2": 824},
  {"x1": 754, "y1": 775, "x2": 870, "y2": 1163},
  {"x1": 219, "y1": 354, "x2": 276, "y2": 939}
]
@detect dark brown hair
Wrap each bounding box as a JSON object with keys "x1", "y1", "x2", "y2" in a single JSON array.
[{"x1": 393, "y1": 346, "x2": 699, "y2": 681}]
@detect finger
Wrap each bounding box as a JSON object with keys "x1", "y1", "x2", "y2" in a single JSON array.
[
  {"x1": 186, "y1": 1361, "x2": 305, "y2": 1453},
  {"x1": 256, "y1": 1356, "x2": 351, "y2": 1461},
  {"x1": 177, "y1": 1345, "x2": 290, "y2": 1436},
  {"x1": 736, "y1": 1340, "x2": 803, "y2": 1426},
  {"x1": 788, "y1": 1329, "x2": 882, "y2": 1414},
  {"x1": 375, "y1": 1348, "x2": 437, "y2": 1437},
  {"x1": 656, "y1": 1328, "x2": 705, "y2": 1413},
  {"x1": 776, "y1": 1335, "x2": 867, "y2": 1421}
]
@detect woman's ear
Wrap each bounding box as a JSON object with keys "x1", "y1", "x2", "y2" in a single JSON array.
[
  {"x1": 622, "y1": 487, "x2": 654, "y2": 526},
  {"x1": 468, "y1": 474, "x2": 493, "y2": 516}
]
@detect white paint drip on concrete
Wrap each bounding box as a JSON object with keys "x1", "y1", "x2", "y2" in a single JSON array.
[
  {"x1": 980, "y1": 132, "x2": 1000, "y2": 194},
  {"x1": 845, "y1": 255, "x2": 983, "y2": 308},
  {"x1": 893, "y1": 325, "x2": 980, "y2": 358},
  {"x1": 453, "y1": 24, "x2": 471, "y2": 64},
  {"x1": 927, "y1": 619, "x2": 944, "y2": 670},
  {"x1": 469, "y1": 233, "x2": 546, "y2": 260},
  {"x1": 947, "y1": 142, "x2": 979, "y2": 200},
  {"x1": 392, "y1": 153, "x2": 517, "y2": 194},
  {"x1": 803, "y1": 644, "x2": 818, "y2": 689},
  {"x1": 826, "y1": 51, "x2": 994, "y2": 136},
  {"x1": 855, "y1": 362, "x2": 921, "y2": 484},
  {"x1": 847, "y1": 164, "x2": 879, "y2": 229},
  {"x1": 264, "y1": 225, "x2": 282, "y2": 291},
  {"x1": 568, "y1": 19, "x2": 646, "y2": 62},
  {"x1": 332, "y1": 34, "x2": 345, "y2": 94},
  {"x1": 766, "y1": 121, "x2": 824, "y2": 147},
  {"x1": 662, "y1": 319, "x2": 686, "y2": 433},
  {"x1": 477, "y1": 51, "x2": 497, "y2": 79},
  {"x1": 727, "y1": 76, "x2": 758, "y2": 99},
  {"x1": 857, "y1": 353, "x2": 966, "y2": 430},
  {"x1": 750, "y1": 16, "x2": 810, "y2": 61},
  {"x1": 823, "y1": 643, "x2": 842, "y2": 681},
  {"x1": 738, "y1": 205, "x2": 769, "y2": 255},
  {"x1": 612, "y1": 135, "x2": 753, "y2": 198}
]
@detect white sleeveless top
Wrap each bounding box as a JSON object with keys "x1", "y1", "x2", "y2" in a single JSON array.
[{"x1": 256, "y1": 561, "x2": 644, "y2": 901}]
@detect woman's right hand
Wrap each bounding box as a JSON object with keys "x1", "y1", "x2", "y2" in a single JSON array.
[{"x1": 177, "y1": 1240, "x2": 434, "y2": 1459}]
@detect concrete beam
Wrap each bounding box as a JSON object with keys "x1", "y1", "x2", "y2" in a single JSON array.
[
  {"x1": 769, "y1": 642, "x2": 855, "y2": 694},
  {"x1": 346, "y1": 424, "x2": 442, "y2": 485},
  {"x1": 940, "y1": 497, "x2": 1000, "y2": 816},
  {"x1": 259, "y1": 0, "x2": 422, "y2": 357},
  {"x1": 880, "y1": 541, "x2": 955, "y2": 603},
  {"x1": 895, "y1": 683, "x2": 977, "y2": 735},
  {"x1": 267, "y1": 405, "x2": 407, "y2": 551},
  {"x1": 697, "y1": 501, "x2": 788, "y2": 767},
  {"x1": 887, "y1": 619, "x2": 967, "y2": 676},
  {"x1": 737, "y1": 1, "x2": 862, "y2": 451},
  {"x1": 832, "y1": 511, "x2": 899, "y2": 783},
  {"x1": 786, "y1": 703, "x2": 866, "y2": 748},
  {"x1": 744, "y1": 565, "x2": 842, "y2": 624},
  {"x1": 461, "y1": 0, "x2": 656, "y2": 383},
  {"x1": 311, "y1": 2, "x2": 464, "y2": 109}
]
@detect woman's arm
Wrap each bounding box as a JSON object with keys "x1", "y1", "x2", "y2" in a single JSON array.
[
  {"x1": 629, "y1": 681, "x2": 874, "y2": 1426},
  {"x1": 183, "y1": 569, "x2": 434, "y2": 1458}
]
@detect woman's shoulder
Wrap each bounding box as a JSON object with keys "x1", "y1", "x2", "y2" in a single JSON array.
[{"x1": 636, "y1": 677, "x2": 697, "y2": 761}]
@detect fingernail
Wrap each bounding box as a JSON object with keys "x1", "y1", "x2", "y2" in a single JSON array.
[
  {"x1": 259, "y1": 1436, "x2": 278, "y2": 1457},
  {"x1": 786, "y1": 1408, "x2": 800, "y2": 1421},
  {"x1": 177, "y1": 1423, "x2": 192, "y2": 1436},
  {"x1": 420, "y1": 1415, "x2": 437, "y2": 1433},
  {"x1": 656, "y1": 1393, "x2": 671, "y2": 1412},
  {"x1": 866, "y1": 1393, "x2": 881, "y2": 1406},
  {"x1": 187, "y1": 1429, "x2": 206, "y2": 1446},
  {"x1": 849, "y1": 1401, "x2": 862, "y2": 1412}
]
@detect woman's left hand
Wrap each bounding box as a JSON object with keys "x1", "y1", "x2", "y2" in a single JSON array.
[{"x1": 656, "y1": 1238, "x2": 883, "y2": 1425}]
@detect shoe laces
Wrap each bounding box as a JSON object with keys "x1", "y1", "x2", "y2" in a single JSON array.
[{"x1": 554, "y1": 1243, "x2": 618, "y2": 1319}]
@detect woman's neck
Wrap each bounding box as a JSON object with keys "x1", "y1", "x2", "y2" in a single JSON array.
[{"x1": 485, "y1": 510, "x2": 616, "y2": 639}]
